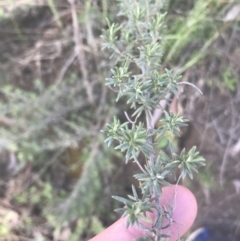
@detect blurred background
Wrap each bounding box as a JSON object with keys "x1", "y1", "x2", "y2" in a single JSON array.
[{"x1": 0, "y1": 0, "x2": 239, "y2": 240}]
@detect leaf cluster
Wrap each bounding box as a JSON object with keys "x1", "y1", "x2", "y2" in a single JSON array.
[
  {"x1": 104, "y1": 117, "x2": 152, "y2": 162},
  {"x1": 102, "y1": 0, "x2": 182, "y2": 118},
  {"x1": 113, "y1": 185, "x2": 152, "y2": 228}
]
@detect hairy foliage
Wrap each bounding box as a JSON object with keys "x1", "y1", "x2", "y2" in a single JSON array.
[{"x1": 102, "y1": 0, "x2": 205, "y2": 240}]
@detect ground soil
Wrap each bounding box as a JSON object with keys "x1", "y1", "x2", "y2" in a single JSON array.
[{"x1": 178, "y1": 79, "x2": 240, "y2": 241}]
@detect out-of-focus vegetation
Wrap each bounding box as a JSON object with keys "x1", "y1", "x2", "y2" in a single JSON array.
[
  {"x1": 0, "y1": 1, "x2": 118, "y2": 240},
  {"x1": 0, "y1": 0, "x2": 239, "y2": 240}
]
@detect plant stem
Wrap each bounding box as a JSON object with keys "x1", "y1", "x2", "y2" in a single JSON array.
[
  {"x1": 145, "y1": 108, "x2": 161, "y2": 240},
  {"x1": 145, "y1": 109, "x2": 154, "y2": 165},
  {"x1": 134, "y1": 159, "x2": 147, "y2": 174}
]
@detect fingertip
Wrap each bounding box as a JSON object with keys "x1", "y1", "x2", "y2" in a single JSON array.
[
  {"x1": 161, "y1": 185, "x2": 198, "y2": 241},
  {"x1": 90, "y1": 185, "x2": 197, "y2": 241}
]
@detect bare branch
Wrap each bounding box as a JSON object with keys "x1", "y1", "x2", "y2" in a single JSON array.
[
  {"x1": 178, "y1": 81, "x2": 203, "y2": 95},
  {"x1": 151, "y1": 93, "x2": 172, "y2": 127},
  {"x1": 55, "y1": 50, "x2": 77, "y2": 85},
  {"x1": 68, "y1": 0, "x2": 95, "y2": 105}
]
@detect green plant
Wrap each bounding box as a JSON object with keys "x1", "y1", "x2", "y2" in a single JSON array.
[
  {"x1": 222, "y1": 68, "x2": 238, "y2": 92},
  {"x1": 102, "y1": 0, "x2": 205, "y2": 240}
]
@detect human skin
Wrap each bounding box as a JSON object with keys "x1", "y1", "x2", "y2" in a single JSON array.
[{"x1": 89, "y1": 185, "x2": 197, "y2": 241}]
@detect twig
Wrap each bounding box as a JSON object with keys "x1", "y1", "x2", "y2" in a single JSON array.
[
  {"x1": 55, "y1": 50, "x2": 77, "y2": 85},
  {"x1": 84, "y1": 1, "x2": 99, "y2": 68},
  {"x1": 68, "y1": 0, "x2": 95, "y2": 105},
  {"x1": 220, "y1": 99, "x2": 236, "y2": 185},
  {"x1": 134, "y1": 159, "x2": 147, "y2": 174},
  {"x1": 178, "y1": 81, "x2": 203, "y2": 95},
  {"x1": 151, "y1": 93, "x2": 172, "y2": 127},
  {"x1": 124, "y1": 111, "x2": 136, "y2": 124}
]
